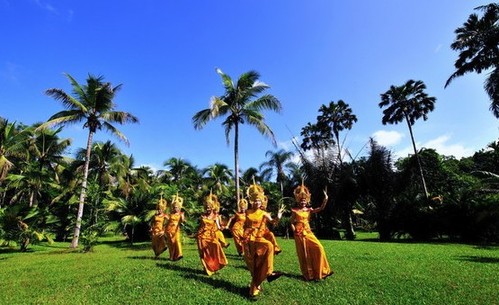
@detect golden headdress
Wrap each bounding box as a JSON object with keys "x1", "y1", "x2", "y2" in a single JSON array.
[
  {"x1": 157, "y1": 196, "x2": 167, "y2": 211},
  {"x1": 246, "y1": 178, "x2": 265, "y2": 202},
  {"x1": 204, "y1": 190, "x2": 219, "y2": 211},
  {"x1": 171, "y1": 192, "x2": 184, "y2": 210},
  {"x1": 294, "y1": 180, "x2": 311, "y2": 204},
  {"x1": 238, "y1": 198, "x2": 248, "y2": 211}
]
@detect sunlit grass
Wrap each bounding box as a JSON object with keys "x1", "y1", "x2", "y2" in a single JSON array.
[{"x1": 1, "y1": 232, "x2": 497, "y2": 304}]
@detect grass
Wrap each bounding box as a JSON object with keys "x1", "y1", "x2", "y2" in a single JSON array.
[{"x1": 0, "y1": 232, "x2": 498, "y2": 305}]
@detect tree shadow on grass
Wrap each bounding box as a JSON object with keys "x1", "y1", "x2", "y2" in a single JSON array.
[
  {"x1": 456, "y1": 255, "x2": 499, "y2": 264},
  {"x1": 98, "y1": 239, "x2": 151, "y2": 251},
  {"x1": 127, "y1": 255, "x2": 172, "y2": 261},
  {"x1": 0, "y1": 248, "x2": 19, "y2": 255}
]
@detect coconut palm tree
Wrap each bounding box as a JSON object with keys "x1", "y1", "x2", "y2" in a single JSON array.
[
  {"x1": 241, "y1": 167, "x2": 263, "y2": 187},
  {"x1": 38, "y1": 73, "x2": 139, "y2": 248},
  {"x1": 378, "y1": 79, "x2": 436, "y2": 198},
  {"x1": 74, "y1": 141, "x2": 122, "y2": 189},
  {"x1": 260, "y1": 149, "x2": 293, "y2": 195},
  {"x1": 192, "y1": 68, "x2": 282, "y2": 204},
  {"x1": 446, "y1": 3, "x2": 499, "y2": 118},
  {"x1": 163, "y1": 157, "x2": 195, "y2": 183},
  {"x1": 0, "y1": 119, "x2": 27, "y2": 184},
  {"x1": 202, "y1": 163, "x2": 233, "y2": 195}
]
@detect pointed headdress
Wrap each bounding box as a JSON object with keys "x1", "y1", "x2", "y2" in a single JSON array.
[
  {"x1": 171, "y1": 192, "x2": 183, "y2": 210},
  {"x1": 204, "y1": 189, "x2": 219, "y2": 211},
  {"x1": 294, "y1": 179, "x2": 311, "y2": 204},
  {"x1": 157, "y1": 195, "x2": 167, "y2": 211},
  {"x1": 246, "y1": 177, "x2": 265, "y2": 202}
]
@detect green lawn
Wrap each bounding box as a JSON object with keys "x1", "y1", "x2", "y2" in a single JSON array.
[{"x1": 0, "y1": 233, "x2": 497, "y2": 305}]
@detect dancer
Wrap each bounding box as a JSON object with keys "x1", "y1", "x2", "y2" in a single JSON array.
[
  {"x1": 164, "y1": 193, "x2": 185, "y2": 261},
  {"x1": 290, "y1": 182, "x2": 333, "y2": 281},
  {"x1": 196, "y1": 192, "x2": 228, "y2": 276},
  {"x1": 213, "y1": 197, "x2": 230, "y2": 248},
  {"x1": 260, "y1": 195, "x2": 282, "y2": 255},
  {"x1": 243, "y1": 181, "x2": 283, "y2": 297},
  {"x1": 150, "y1": 197, "x2": 168, "y2": 259},
  {"x1": 225, "y1": 198, "x2": 248, "y2": 256}
]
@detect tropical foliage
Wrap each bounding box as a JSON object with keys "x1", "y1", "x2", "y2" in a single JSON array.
[
  {"x1": 446, "y1": 3, "x2": 499, "y2": 118},
  {"x1": 2, "y1": 11, "x2": 499, "y2": 252}
]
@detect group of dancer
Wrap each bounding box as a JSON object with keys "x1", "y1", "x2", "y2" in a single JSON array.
[
  {"x1": 150, "y1": 181, "x2": 333, "y2": 297},
  {"x1": 150, "y1": 193, "x2": 185, "y2": 261}
]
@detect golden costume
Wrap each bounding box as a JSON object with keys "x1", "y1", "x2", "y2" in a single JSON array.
[
  {"x1": 291, "y1": 183, "x2": 333, "y2": 281},
  {"x1": 261, "y1": 196, "x2": 281, "y2": 254},
  {"x1": 228, "y1": 199, "x2": 247, "y2": 255},
  {"x1": 151, "y1": 198, "x2": 167, "y2": 258},
  {"x1": 196, "y1": 193, "x2": 228, "y2": 276},
  {"x1": 243, "y1": 182, "x2": 281, "y2": 297},
  {"x1": 165, "y1": 194, "x2": 184, "y2": 261},
  {"x1": 213, "y1": 200, "x2": 230, "y2": 248}
]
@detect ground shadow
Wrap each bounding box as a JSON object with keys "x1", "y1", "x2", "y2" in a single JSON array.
[
  {"x1": 128, "y1": 255, "x2": 172, "y2": 261},
  {"x1": 225, "y1": 253, "x2": 244, "y2": 259},
  {"x1": 282, "y1": 272, "x2": 305, "y2": 281},
  {"x1": 456, "y1": 255, "x2": 499, "y2": 264},
  {"x1": 0, "y1": 248, "x2": 19, "y2": 255},
  {"x1": 98, "y1": 239, "x2": 151, "y2": 251},
  {"x1": 159, "y1": 261, "x2": 249, "y2": 298}
]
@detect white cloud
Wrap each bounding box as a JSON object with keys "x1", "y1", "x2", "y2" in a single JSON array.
[
  {"x1": 393, "y1": 135, "x2": 474, "y2": 160},
  {"x1": 372, "y1": 130, "x2": 404, "y2": 146},
  {"x1": 34, "y1": 0, "x2": 56, "y2": 13},
  {"x1": 277, "y1": 139, "x2": 296, "y2": 151},
  {"x1": 422, "y1": 135, "x2": 474, "y2": 159}
]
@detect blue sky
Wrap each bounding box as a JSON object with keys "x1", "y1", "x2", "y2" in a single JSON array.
[{"x1": 1, "y1": 0, "x2": 497, "y2": 172}]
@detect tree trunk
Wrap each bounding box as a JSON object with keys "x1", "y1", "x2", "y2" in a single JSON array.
[
  {"x1": 344, "y1": 209, "x2": 356, "y2": 240},
  {"x1": 234, "y1": 123, "x2": 240, "y2": 206},
  {"x1": 70, "y1": 130, "x2": 94, "y2": 248},
  {"x1": 405, "y1": 115, "x2": 429, "y2": 198}
]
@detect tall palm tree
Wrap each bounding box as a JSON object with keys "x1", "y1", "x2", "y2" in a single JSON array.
[
  {"x1": 38, "y1": 73, "x2": 139, "y2": 248},
  {"x1": 75, "y1": 141, "x2": 122, "y2": 189},
  {"x1": 378, "y1": 79, "x2": 436, "y2": 198},
  {"x1": 259, "y1": 149, "x2": 293, "y2": 195},
  {"x1": 446, "y1": 3, "x2": 499, "y2": 118},
  {"x1": 192, "y1": 68, "x2": 282, "y2": 204}
]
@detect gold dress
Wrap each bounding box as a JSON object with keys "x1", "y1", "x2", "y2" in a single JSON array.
[
  {"x1": 291, "y1": 208, "x2": 332, "y2": 280},
  {"x1": 230, "y1": 212, "x2": 246, "y2": 255},
  {"x1": 263, "y1": 227, "x2": 281, "y2": 254},
  {"x1": 215, "y1": 215, "x2": 229, "y2": 248},
  {"x1": 196, "y1": 217, "x2": 228, "y2": 275},
  {"x1": 151, "y1": 213, "x2": 167, "y2": 257},
  {"x1": 243, "y1": 208, "x2": 275, "y2": 296},
  {"x1": 165, "y1": 212, "x2": 183, "y2": 261}
]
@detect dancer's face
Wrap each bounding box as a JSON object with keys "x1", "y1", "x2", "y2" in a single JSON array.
[
  {"x1": 300, "y1": 198, "x2": 307, "y2": 207},
  {"x1": 252, "y1": 199, "x2": 262, "y2": 209}
]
